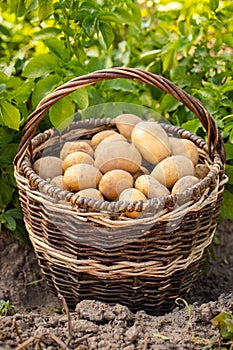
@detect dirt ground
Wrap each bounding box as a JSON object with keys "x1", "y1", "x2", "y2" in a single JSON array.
[{"x1": 0, "y1": 219, "x2": 232, "y2": 349}]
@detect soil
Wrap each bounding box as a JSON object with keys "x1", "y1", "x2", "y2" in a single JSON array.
[{"x1": 0, "y1": 219, "x2": 233, "y2": 350}]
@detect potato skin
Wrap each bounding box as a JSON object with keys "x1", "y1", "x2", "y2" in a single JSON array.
[
  {"x1": 62, "y1": 151, "x2": 94, "y2": 171},
  {"x1": 119, "y1": 188, "x2": 147, "y2": 219},
  {"x1": 169, "y1": 137, "x2": 199, "y2": 165},
  {"x1": 33, "y1": 156, "x2": 63, "y2": 180},
  {"x1": 63, "y1": 164, "x2": 102, "y2": 191},
  {"x1": 77, "y1": 188, "x2": 104, "y2": 201},
  {"x1": 135, "y1": 175, "x2": 170, "y2": 198},
  {"x1": 115, "y1": 113, "x2": 142, "y2": 140},
  {"x1": 195, "y1": 164, "x2": 210, "y2": 179},
  {"x1": 94, "y1": 140, "x2": 141, "y2": 174},
  {"x1": 50, "y1": 175, "x2": 70, "y2": 190},
  {"x1": 131, "y1": 121, "x2": 171, "y2": 164},
  {"x1": 60, "y1": 140, "x2": 93, "y2": 160},
  {"x1": 171, "y1": 176, "x2": 199, "y2": 194},
  {"x1": 99, "y1": 169, "x2": 134, "y2": 200},
  {"x1": 91, "y1": 130, "x2": 118, "y2": 149},
  {"x1": 150, "y1": 155, "x2": 194, "y2": 189}
]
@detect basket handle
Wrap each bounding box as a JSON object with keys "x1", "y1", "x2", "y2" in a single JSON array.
[{"x1": 15, "y1": 67, "x2": 225, "y2": 165}]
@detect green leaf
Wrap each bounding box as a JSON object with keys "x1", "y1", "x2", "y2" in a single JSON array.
[
  {"x1": 0, "y1": 24, "x2": 11, "y2": 37},
  {"x1": 12, "y1": 80, "x2": 34, "y2": 103},
  {"x1": 221, "y1": 189, "x2": 233, "y2": 219},
  {"x1": 5, "y1": 208, "x2": 23, "y2": 220},
  {"x1": 211, "y1": 312, "x2": 233, "y2": 340},
  {"x1": 160, "y1": 94, "x2": 182, "y2": 112},
  {"x1": 225, "y1": 165, "x2": 233, "y2": 184},
  {"x1": 49, "y1": 96, "x2": 75, "y2": 132},
  {"x1": 2, "y1": 213, "x2": 16, "y2": 231},
  {"x1": 225, "y1": 143, "x2": 233, "y2": 161},
  {"x1": 0, "y1": 128, "x2": 15, "y2": 147},
  {"x1": 0, "y1": 143, "x2": 18, "y2": 164},
  {"x1": 34, "y1": 27, "x2": 61, "y2": 40},
  {"x1": 99, "y1": 22, "x2": 114, "y2": 49},
  {"x1": 210, "y1": 0, "x2": 219, "y2": 12},
  {"x1": 44, "y1": 38, "x2": 70, "y2": 61},
  {"x1": 181, "y1": 119, "x2": 201, "y2": 134},
  {"x1": 82, "y1": 15, "x2": 97, "y2": 37},
  {"x1": 98, "y1": 12, "x2": 122, "y2": 25},
  {"x1": 0, "y1": 175, "x2": 14, "y2": 209},
  {"x1": 104, "y1": 79, "x2": 136, "y2": 93},
  {"x1": 71, "y1": 88, "x2": 89, "y2": 110},
  {"x1": 38, "y1": 0, "x2": 53, "y2": 21},
  {"x1": 0, "y1": 101, "x2": 21, "y2": 130},
  {"x1": 161, "y1": 47, "x2": 175, "y2": 73},
  {"x1": 32, "y1": 74, "x2": 61, "y2": 108},
  {"x1": 23, "y1": 54, "x2": 60, "y2": 79},
  {"x1": 0, "y1": 72, "x2": 9, "y2": 84},
  {"x1": 170, "y1": 65, "x2": 191, "y2": 88}
]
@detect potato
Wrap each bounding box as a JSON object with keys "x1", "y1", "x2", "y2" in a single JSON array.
[
  {"x1": 94, "y1": 140, "x2": 141, "y2": 174},
  {"x1": 195, "y1": 164, "x2": 210, "y2": 179},
  {"x1": 99, "y1": 133, "x2": 126, "y2": 144},
  {"x1": 119, "y1": 188, "x2": 147, "y2": 219},
  {"x1": 91, "y1": 130, "x2": 118, "y2": 149},
  {"x1": 131, "y1": 121, "x2": 171, "y2": 164},
  {"x1": 151, "y1": 155, "x2": 194, "y2": 189},
  {"x1": 77, "y1": 188, "x2": 104, "y2": 201},
  {"x1": 33, "y1": 156, "x2": 63, "y2": 180},
  {"x1": 132, "y1": 166, "x2": 150, "y2": 181},
  {"x1": 171, "y1": 176, "x2": 199, "y2": 194},
  {"x1": 60, "y1": 140, "x2": 94, "y2": 160},
  {"x1": 50, "y1": 175, "x2": 70, "y2": 190},
  {"x1": 135, "y1": 175, "x2": 170, "y2": 198},
  {"x1": 99, "y1": 169, "x2": 134, "y2": 200},
  {"x1": 115, "y1": 113, "x2": 142, "y2": 140},
  {"x1": 62, "y1": 151, "x2": 94, "y2": 171},
  {"x1": 169, "y1": 137, "x2": 199, "y2": 165},
  {"x1": 63, "y1": 164, "x2": 102, "y2": 191}
]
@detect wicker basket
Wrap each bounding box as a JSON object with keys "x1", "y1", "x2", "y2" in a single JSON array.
[{"x1": 14, "y1": 67, "x2": 227, "y2": 315}]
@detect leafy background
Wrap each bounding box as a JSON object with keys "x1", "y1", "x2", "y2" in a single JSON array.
[{"x1": 0, "y1": 0, "x2": 233, "y2": 242}]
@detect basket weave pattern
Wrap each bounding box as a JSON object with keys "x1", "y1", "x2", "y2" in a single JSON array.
[{"x1": 15, "y1": 68, "x2": 227, "y2": 314}]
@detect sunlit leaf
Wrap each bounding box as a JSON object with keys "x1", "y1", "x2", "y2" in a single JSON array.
[
  {"x1": 0, "y1": 101, "x2": 21, "y2": 130},
  {"x1": 49, "y1": 96, "x2": 75, "y2": 132},
  {"x1": 71, "y1": 88, "x2": 89, "y2": 110},
  {"x1": 38, "y1": 0, "x2": 53, "y2": 21},
  {"x1": 23, "y1": 54, "x2": 60, "y2": 79}
]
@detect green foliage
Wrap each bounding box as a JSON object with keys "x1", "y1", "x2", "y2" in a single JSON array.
[
  {"x1": 0, "y1": 299, "x2": 15, "y2": 316},
  {"x1": 0, "y1": 0, "x2": 233, "y2": 241},
  {"x1": 211, "y1": 312, "x2": 233, "y2": 341}
]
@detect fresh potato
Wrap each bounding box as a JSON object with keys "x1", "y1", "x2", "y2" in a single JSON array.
[
  {"x1": 63, "y1": 164, "x2": 102, "y2": 191},
  {"x1": 77, "y1": 188, "x2": 104, "y2": 201},
  {"x1": 94, "y1": 140, "x2": 141, "y2": 174},
  {"x1": 169, "y1": 137, "x2": 199, "y2": 165},
  {"x1": 119, "y1": 188, "x2": 147, "y2": 219},
  {"x1": 62, "y1": 151, "x2": 94, "y2": 171},
  {"x1": 131, "y1": 121, "x2": 171, "y2": 164},
  {"x1": 60, "y1": 140, "x2": 94, "y2": 160},
  {"x1": 195, "y1": 164, "x2": 210, "y2": 179},
  {"x1": 50, "y1": 175, "x2": 70, "y2": 190},
  {"x1": 171, "y1": 176, "x2": 199, "y2": 194},
  {"x1": 132, "y1": 166, "x2": 150, "y2": 181},
  {"x1": 33, "y1": 156, "x2": 63, "y2": 180},
  {"x1": 115, "y1": 113, "x2": 142, "y2": 140},
  {"x1": 135, "y1": 175, "x2": 170, "y2": 198},
  {"x1": 150, "y1": 155, "x2": 194, "y2": 189},
  {"x1": 91, "y1": 130, "x2": 118, "y2": 149},
  {"x1": 99, "y1": 169, "x2": 134, "y2": 200},
  {"x1": 99, "y1": 133, "x2": 126, "y2": 144}
]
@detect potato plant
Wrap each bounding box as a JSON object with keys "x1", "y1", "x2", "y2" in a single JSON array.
[{"x1": 0, "y1": 0, "x2": 233, "y2": 241}]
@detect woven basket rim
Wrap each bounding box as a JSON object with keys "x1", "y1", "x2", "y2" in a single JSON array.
[{"x1": 16, "y1": 117, "x2": 224, "y2": 216}]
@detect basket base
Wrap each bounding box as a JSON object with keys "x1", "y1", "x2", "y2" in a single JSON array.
[{"x1": 37, "y1": 253, "x2": 206, "y2": 315}]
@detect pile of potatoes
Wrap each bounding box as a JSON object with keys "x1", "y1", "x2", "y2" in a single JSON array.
[{"x1": 33, "y1": 114, "x2": 210, "y2": 218}]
